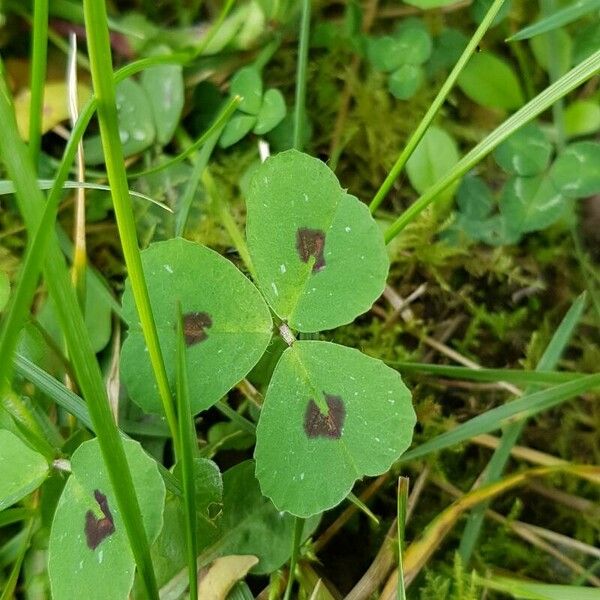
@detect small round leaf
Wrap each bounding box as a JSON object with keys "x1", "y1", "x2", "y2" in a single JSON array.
[
  {"x1": 253, "y1": 89, "x2": 286, "y2": 135},
  {"x1": 84, "y1": 79, "x2": 155, "y2": 165},
  {"x1": 457, "y1": 52, "x2": 524, "y2": 111},
  {"x1": 220, "y1": 114, "x2": 257, "y2": 148},
  {"x1": 120, "y1": 238, "x2": 272, "y2": 415},
  {"x1": 140, "y1": 63, "x2": 185, "y2": 145},
  {"x1": 255, "y1": 341, "x2": 416, "y2": 517},
  {"x1": 550, "y1": 142, "x2": 600, "y2": 199},
  {"x1": 0, "y1": 430, "x2": 48, "y2": 510},
  {"x1": 499, "y1": 175, "x2": 567, "y2": 234},
  {"x1": 367, "y1": 36, "x2": 404, "y2": 72},
  {"x1": 388, "y1": 64, "x2": 424, "y2": 100},
  {"x1": 494, "y1": 122, "x2": 553, "y2": 177},
  {"x1": 48, "y1": 438, "x2": 165, "y2": 600},
  {"x1": 406, "y1": 126, "x2": 460, "y2": 203},
  {"x1": 230, "y1": 67, "x2": 263, "y2": 115},
  {"x1": 246, "y1": 150, "x2": 389, "y2": 332}
]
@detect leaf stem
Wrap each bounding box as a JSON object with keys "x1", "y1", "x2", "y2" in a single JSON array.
[
  {"x1": 370, "y1": 0, "x2": 507, "y2": 213},
  {"x1": 293, "y1": 0, "x2": 311, "y2": 151},
  {"x1": 284, "y1": 517, "x2": 305, "y2": 600},
  {"x1": 397, "y1": 477, "x2": 409, "y2": 600}
]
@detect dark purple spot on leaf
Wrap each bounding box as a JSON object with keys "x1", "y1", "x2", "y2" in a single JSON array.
[
  {"x1": 182, "y1": 312, "x2": 213, "y2": 346},
  {"x1": 296, "y1": 228, "x2": 326, "y2": 272},
  {"x1": 84, "y1": 489, "x2": 115, "y2": 550},
  {"x1": 304, "y1": 393, "x2": 345, "y2": 439}
]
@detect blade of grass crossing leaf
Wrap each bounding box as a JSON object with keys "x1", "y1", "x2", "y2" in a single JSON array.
[
  {"x1": 82, "y1": 0, "x2": 179, "y2": 450},
  {"x1": 0, "y1": 65, "x2": 159, "y2": 600},
  {"x1": 370, "y1": 0, "x2": 507, "y2": 212},
  {"x1": 293, "y1": 0, "x2": 311, "y2": 151},
  {"x1": 508, "y1": 0, "x2": 600, "y2": 41},
  {"x1": 384, "y1": 50, "x2": 600, "y2": 243},
  {"x1": 284, "y1": 517, "x2": 305, "y2": 600},
  {"x1": 397, "y1": 477, "x2": 409, "y2": 600},
  {"x1": 190, "y1": 0, "x2": 236, "y2": 58},
  {"x1": 458, "y1": 293, "x2": 587, "y2": 562},
  {"x1": 399, "y1": 372, "x2": 600, "y2": 463},
  {"x1": 28, "y1": 0, "x2": 49, "y2": 163},
  {"x1": 175, "y1": 129, "x2": 220, "y2": 236},
  {"x1": 14, "y1": 353, "x2": 183, "y2": 497},
  {"x1": 175, "y1": 302, "x2": 198, "y2": 600},
  {"x1": 128, "y1": 96, "x2": 240, "y2": 180}
]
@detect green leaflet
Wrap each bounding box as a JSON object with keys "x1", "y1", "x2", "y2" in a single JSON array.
[
  {"x1": 457, "y1": 52, "x2": 524, "y2": 110},
  {"x1": 120, "y1": 238, "x2": 273, "y2": 415},
  {"x1": 48, "y1": 438, "x2": 165, "y2": 600},
  {"x1": 217, "y1": 461, "x2": 320, "y2": 573},
  {"x1": 246, "y1": 150, "x2": 389, "y2": 332},
  {"x1": 493, "y1": 122, "x2": 553, "y2": 177},
  {"x1": 0, "y1": 430, "x2": 48, "y2": 510},
  {"x1": 83, "y1": 78, "x2": 156, "y2": 165},
  {"x1": 255, "y1": 341, "x2": 415, "y2": 517}
]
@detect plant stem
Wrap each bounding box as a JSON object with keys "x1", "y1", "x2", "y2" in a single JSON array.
[
  {"x1": 82, "y1": 0, "x2": 179, "y2": 448},
  {"x1": 28, "y1": 0, "x2": 49, "y2": 165},
  {"x1": 293, "y1": 0, "x2": 311, "y2": 151},
  {"x1": 370, "y1": 0, "x2": 507, "y2": 213},
  {"x1": 283, "y1": 517, "x2": 305, "y2": 600},
  {"x1": 383, "y1": 50, "x2": 600, "y2": 243},
  {"x1": 541, "y1": 0, "x2": 566, "y2": 150},
  {"x1": 397, "y1": 477, "x2": 409, "y2": 600},
  {"x1": 175, "y1": 303, "x2": 198, "y2": 600}
]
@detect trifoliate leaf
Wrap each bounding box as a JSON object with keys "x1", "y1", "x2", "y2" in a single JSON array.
[{"x1": 493, "y1": 122, "x2": 553, "y2": 177}]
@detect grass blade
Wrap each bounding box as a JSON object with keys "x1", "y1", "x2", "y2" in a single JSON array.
[
  {"x1": 394, "y1": 362, "x2": 587, "y2": 386},
  {"x1": 458, "y1": 293, "x2": 588, "y2": 562},
  {"x1": 82, "y1": 0, "x2": 179, "y2": 447},
  {"x1": 293, "y1": 0, "x2": 311, "y2": 151},
  {"x1": 400, "y1": 372, "x2": 600, "y2": 464},
  {"x1": 0, "y1": 62, "x2": 159, "y2": 600},
  {"x1": 384, "y1": 49, "x2": 600, "y2": 243},
  {"x1": 508, "y1": 0, "x2": 600, "y2": 41},
  {"x1": 397, "y1": 477, "x2": 409, "y2": 600},
  {"x1": 370, "y1": 0, "x2": 507, "y2": 212},
  {"x1": 28, "y1": 0, "x2": 48, "y2": 164},
  {"x1": 127, "y1": 95, "x2": 240, "y2": 180},
  {"x1": 283, "y1": 517, "x2": 305, "y2": 600},
  {"x1": 175, "y1": 303, "x2": 198, "y2": 599},
  {"x1": 14, "y1": 353, "x2": 182, "y2": 496}
]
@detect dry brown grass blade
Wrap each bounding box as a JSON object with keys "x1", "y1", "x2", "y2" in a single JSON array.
[
  {"x1": 433, "y1": 477, "x2": 600, "y2": 587},
  {"x1": 379, "y1": 464, "x2": 600, "y2": 598}
]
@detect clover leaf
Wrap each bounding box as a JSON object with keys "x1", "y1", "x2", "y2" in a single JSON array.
[
  {"x1": 367, "y1": 19, "x2": 432, "y2": 100},
  {"x1": 84, "y1": 79, "x2": 156, "y2": 165},
  {"x1": 220, "y1": 66, "x2": 286, "y2": 148},
  {"x1": 245, "y1": 150, "x2": 389, "y2": 332},
  {"x1": 0, "y1": 430, "x2": 48, "y2": 510},
  {"x1": 120, "y1": 238, "x2": 273, "y2": 415},
  {"x1": 48, "y1": 438, "x2": 165, "y2": 600},
  {"x1": 550, "y1": 141, "x2": 600, "y2": 199},
  {"x1": 493, "y1": 122, "x2": 553, "y2": 177},
  {"x1": 254, "y1": 341, "x2": 415, "y2": 517}
]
